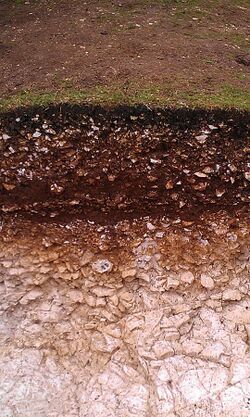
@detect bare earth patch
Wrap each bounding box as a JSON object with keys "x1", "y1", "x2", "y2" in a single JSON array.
[{"x1": 0, "y1": 0, "x2": 249, "y2": 108}]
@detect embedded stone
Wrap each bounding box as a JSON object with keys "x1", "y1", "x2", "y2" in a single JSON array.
[
  {"x1": 180, "y1": 271, "x2": 195, "y2": 284},
  {"x1": 200, "y1": 274, "x2": 215, "y2": 289},
  {"x1": 92, "y1": 259, "x2": 113, "y2": 274}
]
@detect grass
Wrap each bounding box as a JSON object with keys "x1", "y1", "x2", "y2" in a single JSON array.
[
  {"x1": 5, "y1": 0, "x2": 248, "y2": 112},
  {"x1": 168, "y1": 0, "x2": 215, "y2": 20},
  {"x1": 163, "y1": 0, "x2": 249, "y2": 25},
  {"x1": 175, "y1": 85, "x2": 250, "y2": 109},
  {"x1": 0, "y1": 83, "x2": 249, "y2": 112},
  {"x1": 227, "y1": 33, "x2": 249, "y2": 50},
  {"x1": 204, "y1": 85, "x2": 250, "y2": 109}
]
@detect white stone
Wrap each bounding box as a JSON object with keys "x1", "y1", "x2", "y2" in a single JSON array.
[
  {"x1": 201, "y1": 341, "x2": 225, "y2": 360},
  {"x1": 109, "y1": 294, "x2": 119, "y2": 306},
  {"x1": 244, "y1": 171, "x2": 250, "y2": 181},
  {"x1": 19, "y1": 289, "x2": 43, "y2": 305},
  {"x1": 67, "y1": 290, "x2": 83, "y2": 303},
  {"x1": 180, "y1": 271, "x2": 195, "y2": 284},
  {"x1": 224, "y1": 304, "x2": 250, "y2": 324},
  {"x1": 91, "y1": 331, "x2": 120, "y2": 353},
  {"x1": 2, "y1": 134, "x2": 11, "y2": 140},
  {"x1": 182, "y1": 340, "x2": 203, "y2": 356},
  {"x1": 96, "y1": 298, "x2": 106, "y2": 306},
  {"x1": 194, "y1": 172, "x2": 208, "y2": 178},
  {"x1": 230, "y1": 362, "x2": 250, "y2": 384},
  {"x1": 85, "y1": 294, "x2": 96, "y2": 307},
  {"x1": 167, "y1": 276, "x2": 180, "y2": 288},
  {"x1": 121, "y1": 384, "x2": 149, "y2": 412},
  {"x1": 126, "y1": 316, "x2": 144, "y2": 331},
  {"x1": 180, "y1": 367, "x2": 228, "y2": 403},
  {"x1": 200, "y1": 274, "x2": 215, "y2": 289},
  {"x1": 223, "y1": 289, "x2": 242, "y2": 301},
  {"x1": 221, "y1": 385, "x2": 246, "y2": 412},
  {"x1": 153, "y1": 340, "x2": 174, "y2": 359},
  {"x1": 33, "y1": 131, "x2": 42, "y2": 138},
  {"x1": 119, "y1": 290, "x2": 133, "y2": 302},
  {"x1": 195, "y1": 134, "x2": 208, "y2": 143},
  {"x1": 92, "y1": 286, "x2": 115, "y2": 297},
  {"x1": 92, "y1": 259, "x2": 113, "y2": 274},
  {"x1": 164, "y1": 328, "x2": 180, "y2": 341},
  {"x1": 147, "y1": 222, "x2": 156, "y2": 231},
  {"x1": 121, "y1": 269, "x2": 137, "y2": 279},
  {"x1": 157, "y1": 366, "x2": 171, "y2": 382}
]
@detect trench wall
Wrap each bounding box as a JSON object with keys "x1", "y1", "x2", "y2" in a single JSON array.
[{"x1": 0, "y1": 106, "x2": 249, "y2": 417}]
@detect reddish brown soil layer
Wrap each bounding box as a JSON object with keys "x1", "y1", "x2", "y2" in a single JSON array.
[{"x1": 0, "y1": 106, "x2": 249, "y2": 223}]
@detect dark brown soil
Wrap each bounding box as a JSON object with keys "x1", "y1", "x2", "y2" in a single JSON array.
[
  {"x1": 0, "y1": 0, "x2": 249, "y2": 97},
  {"x1": 0, "y1": 105, "x2": 249, "y2": 224}
]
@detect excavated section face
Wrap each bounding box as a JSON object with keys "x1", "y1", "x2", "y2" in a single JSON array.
[
  {"x1": 0, "y1": 106, "x2": 249, "y2": 417},
  {"x1": 0, "y1": 106, "x2": 249, "y2": 220}
]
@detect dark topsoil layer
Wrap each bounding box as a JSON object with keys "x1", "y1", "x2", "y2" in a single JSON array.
[{"x1": 0, "y1": 105, "x2": 249, "y2": 224}]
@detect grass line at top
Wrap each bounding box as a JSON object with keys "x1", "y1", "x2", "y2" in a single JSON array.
[{"x1": 0, "y1": 83, "x2": 249, "y2": 112}]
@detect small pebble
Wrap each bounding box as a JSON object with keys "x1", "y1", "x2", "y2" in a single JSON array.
[
  {"x1": 33, "y1": 131, "x2": 42, "y2": 138},
  {"x1": 200, "y1": 274, "x2": 214, "y2": 289},
  {"x1": 244, "y1": 172, "x2": 250, "y2": 181},
  {"x1": 180, "y1": 271, "x2": 195, "y2": 284},
  {"x1": 92, "y1": 259, "x2": 113, "y2": 274},
  {"x1": 147, "y1": 222, "x2": 156, "y2": 231},
  {"x1": 2, "y1": 134, "x2": 11, "y2": 140},
  {"x1": 194, "y1": 172, "x2": 208, "y2": 178},
  {"x1": 195, "y1": 134, "x2": 208, "y2": 143}
]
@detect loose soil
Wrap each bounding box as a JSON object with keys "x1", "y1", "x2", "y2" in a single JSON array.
[{"x1": 0, "y1": 0, "x2": 249, "y2": 101}]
